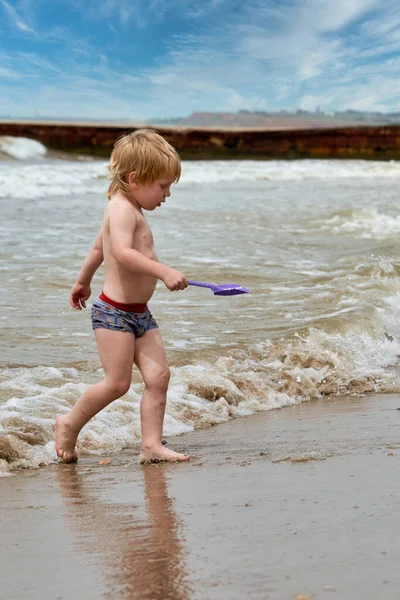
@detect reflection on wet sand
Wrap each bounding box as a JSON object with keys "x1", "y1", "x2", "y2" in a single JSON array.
[{"x1": 57, "y1": 463, "x2": 192, "y2": 599}]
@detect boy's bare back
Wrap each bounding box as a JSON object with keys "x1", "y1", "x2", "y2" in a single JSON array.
[{"x1": 103, "y1": 193, "x2": 158, "y2": 304}]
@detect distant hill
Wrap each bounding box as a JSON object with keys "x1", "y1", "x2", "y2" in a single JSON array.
[
  {"x1": 147, "y1": 110, "x2": 400, "y2": 129},
  {"x1": 3, "y1": 110, "x2": 400, "y2": 130}
]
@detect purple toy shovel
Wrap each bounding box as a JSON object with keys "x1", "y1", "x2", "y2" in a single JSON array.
[{"x1": 188, "y1": 280, "x2": 250, "y2": 296}]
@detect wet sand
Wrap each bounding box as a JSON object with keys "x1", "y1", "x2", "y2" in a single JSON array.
[{"x1": 2, "y1": 393, "x2": 400, "y2": 600}]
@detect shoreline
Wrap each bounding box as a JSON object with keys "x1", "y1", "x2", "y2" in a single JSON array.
[{"x1": 2, "y1": 392, "x2": 400, "y2": 599}]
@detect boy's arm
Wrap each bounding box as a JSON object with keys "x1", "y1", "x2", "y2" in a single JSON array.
[
  {"x1": 110, "y1": 204, "x2": 187, "y2": 291},
  {"x1": 70, "y1": 227, "x2": 104, "y2": 310}
]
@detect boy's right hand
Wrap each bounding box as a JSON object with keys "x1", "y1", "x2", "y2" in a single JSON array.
[
  {"x1": 70, "y1": 282, "x2": 91, "y2": 310},
  {"x1": 162, "y1": 268, "x2": 188, "y2": 291}
]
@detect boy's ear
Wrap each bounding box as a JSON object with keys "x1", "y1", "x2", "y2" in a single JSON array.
[{"x1": 128, "y1": 171, "x2": 137, "y2": 186}]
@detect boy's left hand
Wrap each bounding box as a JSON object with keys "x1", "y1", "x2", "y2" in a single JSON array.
[{"x1": 70, "y1": 282, "x2": 91, "y2": 310}]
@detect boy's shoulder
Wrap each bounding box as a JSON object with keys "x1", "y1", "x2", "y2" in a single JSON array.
[
  {"x1": 107, "y1": 194, "x2": 137, "y2": 214},
  {"x1": 108, "y1": 191, "x2": 131, "y2": 207},
  {"x1": 105, "y1": 194, "x2": 142, "y2": 224}
]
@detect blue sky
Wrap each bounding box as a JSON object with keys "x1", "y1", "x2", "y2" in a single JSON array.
[{"x1": 1, "y1": 0, "x2": 400, "y2": 120}]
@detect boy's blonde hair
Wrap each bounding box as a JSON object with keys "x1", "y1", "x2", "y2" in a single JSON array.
[{"x1": 107, "y1": 129, "x2": 181, "y2": 200}]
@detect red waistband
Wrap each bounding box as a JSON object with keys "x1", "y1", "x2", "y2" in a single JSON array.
[{"x1": 99, "y1": 292, "x2": 147, "y2": 313}]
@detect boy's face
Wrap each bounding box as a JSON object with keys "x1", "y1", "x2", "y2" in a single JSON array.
[{"x1": 129, "y1": 174, "x2": 174, "y2": 211}]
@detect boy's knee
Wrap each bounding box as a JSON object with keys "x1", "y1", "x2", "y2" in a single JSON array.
[
  {"x1": 106, "y1": 378, "x2": 131, "y2": 398},
  {"x1": 144, "y1": 367, "x2": 170, "y2": 391}
]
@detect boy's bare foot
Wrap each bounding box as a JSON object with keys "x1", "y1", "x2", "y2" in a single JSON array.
[
  {"x1": 140, "y1": 445, "x2": 190, "y2": 464},
  {"x1": 55, "y1": 416, "x2": 79, "y2": 463}
]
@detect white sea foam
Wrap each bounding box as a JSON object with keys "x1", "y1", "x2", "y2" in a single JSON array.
[
  {"x1": 320, "y1": 209, "x2": 400, "y2": 240},
  {"x1": 2, "y1": 157, "x2": 400, "y2": 199},
  {"x1": 1, "y1": 293, "x2": 399, "y2": 473},
  {"x1": 0, "y1": 160, "x2": 107, "y2": 199},
  {"x1": 0, "y1": 136, "x2": 47, "y2": 160},
  {"x1": 181, "y1": 159, "x2": 400, "y2": 185}
]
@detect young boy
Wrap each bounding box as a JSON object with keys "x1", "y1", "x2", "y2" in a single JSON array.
[{"x1": 56, "y1": 129, "x2": 190, "y2": 464}]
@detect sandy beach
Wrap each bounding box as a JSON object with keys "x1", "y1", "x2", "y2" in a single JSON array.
[{"x1": 2, "y1": 392, "x2": 400, "y2": 600}]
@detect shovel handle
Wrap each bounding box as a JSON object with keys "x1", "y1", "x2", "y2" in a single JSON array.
[{"x1": 187, "y1": 280, "x2": 214, "y2": 289}]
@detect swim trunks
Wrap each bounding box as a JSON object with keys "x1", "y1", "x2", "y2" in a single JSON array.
[{"x1": 91, "y1": 292, "x2": 158, "y2": 338}]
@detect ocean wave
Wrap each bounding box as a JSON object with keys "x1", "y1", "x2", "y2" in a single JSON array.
[
  {"x1": 0, "y1": 136, "x2": 47, "y2": 160},
  {"x1": 2, "y1": 157, "x2": 400, "y2": 199},
  {"x1": 181, "y1": 159, "x2": 400, "y2": 184},
  {"x1": 0, "y1": 160, "x2": 107, "y2": 199},
  {"x1": 320, "y1": 208, "x2": 400, "y2": 240},
  {"x1": 1, "y1": 303, "x2": 399, "y2": 474}
]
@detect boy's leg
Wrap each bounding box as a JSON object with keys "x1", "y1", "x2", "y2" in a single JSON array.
[
  {"x1": 134, "y1": 328, "x2": 189, "y2": 463},
  {"x1": 56, "y1": 329, "x2": 135, "y2": 462}
]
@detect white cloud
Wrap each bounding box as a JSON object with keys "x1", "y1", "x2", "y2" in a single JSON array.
[
  {"x1": 2, "y1": 0, "x2": 400, "y2": 118},
  {"x1": 18, "y1": 52, "x2": 62, "y2": 72},
  {"x1": 302, "y1": 0, "x2": 377, "y2": 32},
  {"x1": 0, "y1": 0, "x2": 35, "y2": 34},
  {"x1": 135, "y1": 0, "x2": 400, "y2": 116},
  {"x1": 0, "y1": 66, "x2": 19, "y2": 79},
  {"x1": 74, "y1": 0, "x2": 230, "y2": 27}
]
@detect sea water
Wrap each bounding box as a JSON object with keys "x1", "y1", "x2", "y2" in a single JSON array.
[{"x1": 1, "y1": 137, "x2": 400, "y2": 474}]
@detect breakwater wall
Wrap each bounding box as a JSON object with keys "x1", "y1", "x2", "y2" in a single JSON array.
[{"x1": 1, "y1": 120, "x2": 400, "y2": 160}]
